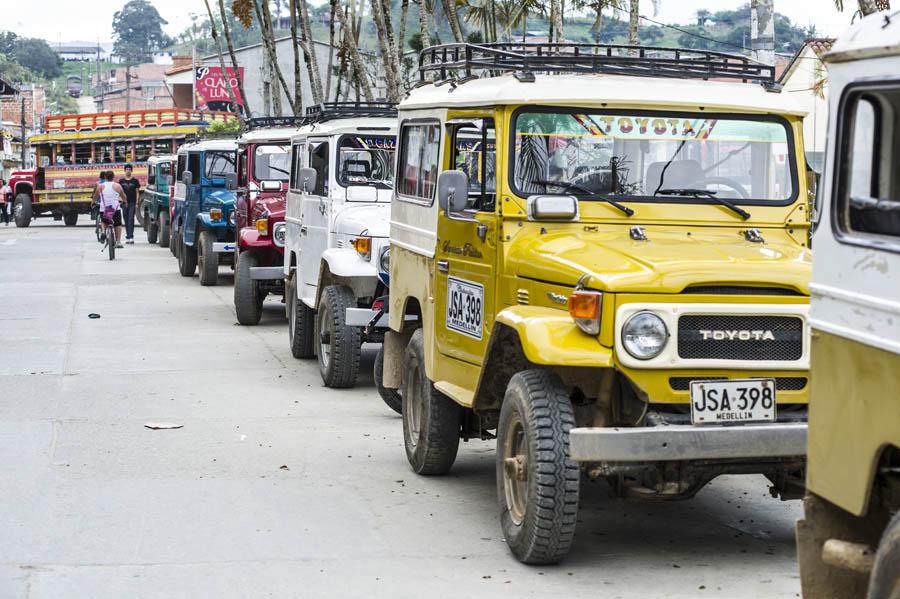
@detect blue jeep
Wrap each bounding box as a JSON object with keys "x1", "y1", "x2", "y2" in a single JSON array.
[{"x1": 172, "y1": 140, "x2": 238, "y2": 286}]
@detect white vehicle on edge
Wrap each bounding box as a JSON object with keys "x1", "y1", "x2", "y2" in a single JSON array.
[{"x1": 283, "y1": 102, "x2": 398, "y2": 389}]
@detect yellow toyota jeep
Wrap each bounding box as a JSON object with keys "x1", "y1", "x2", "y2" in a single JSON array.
[{"x1": 383, "y1": 43, "x2": 812, "y2": 564}]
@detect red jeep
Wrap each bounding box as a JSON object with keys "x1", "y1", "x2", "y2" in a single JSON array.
[{"x1": 233, "y1": 118, "x2": 301, "y2": 325}]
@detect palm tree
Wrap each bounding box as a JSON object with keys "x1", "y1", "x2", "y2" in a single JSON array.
[
  {"x1": 834, "y1": 0, "x2": 891, "y2": 15},
  {"x1": 628, "y1": 0, "x2": 639, "y2": 46}
]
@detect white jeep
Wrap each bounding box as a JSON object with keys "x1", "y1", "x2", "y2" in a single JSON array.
[{"x1": 283, "y1": 103, "x2": 397, "y2": 388}]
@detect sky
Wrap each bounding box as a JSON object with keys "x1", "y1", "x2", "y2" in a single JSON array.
[{"x1": 4, "y1": 0, "x2": 856, "y2": 48}]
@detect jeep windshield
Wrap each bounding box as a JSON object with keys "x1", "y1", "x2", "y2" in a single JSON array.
[
  {"x1": 513, "y1": 109, "x2": 795, "y2": 207},
  {"x1": 336, "y1": 134, "x2": 396, "y2": 196},
  {"x1": 204, "y1": 151, "x2": 237, "y2": 179},
  {"x1": 253, "y1": 144, "x2": 290, "y2": 182}
]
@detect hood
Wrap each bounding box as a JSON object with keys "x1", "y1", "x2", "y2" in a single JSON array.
[
  {"x1": 205, "y1": 189, "x2": 236, "y2": 208},
  {"x1": 252, "y1": 195, "x2": 286, "y2": 220},
  {"x1": 508, "y1": 226, "x2": 811, "y2": 294},
  {"x1": 333, "y1": 202, "x2": 390, "y2": 237}
]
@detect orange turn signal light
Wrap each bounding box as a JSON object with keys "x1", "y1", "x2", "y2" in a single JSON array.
[
  {"x1": 351, "y1": 236, "x2": 371, "y2": 260},
  {"x1": 256, "y1": 218, "x2": 269, "y2": 235},
  {"x1": 568, "y1": 291, "x2": 602, "y2": 335}
]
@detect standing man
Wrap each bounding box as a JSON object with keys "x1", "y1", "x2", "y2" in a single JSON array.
[
  {"x1": 118, "y1": 164, "x2": 141, "y2": 244},
  {"x1": 0, "y1": 179, "x2": 10, "y2": 226}
]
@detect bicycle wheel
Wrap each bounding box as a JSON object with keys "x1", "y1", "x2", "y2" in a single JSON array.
[{"x1": 107, "y1": 227, "x2": 115, "y2": 260}]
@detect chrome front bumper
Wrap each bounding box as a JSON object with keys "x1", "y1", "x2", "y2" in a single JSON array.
[
  {"x1": 345, "y1": 308, "x2": 389, "y2": 328},
  {"x1": 569, "y1": 423, "x2": 807, "y2": 462},
  {"x1": 249, "y1": 266, "x2": 284, "y2": 281}
]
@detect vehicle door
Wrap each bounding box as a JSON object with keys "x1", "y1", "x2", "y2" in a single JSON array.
[
  {"x1": 433, "y1": 117, "x2": 499, "y2": 365},
  {"x1": 182, "y1": 151, "x2": 202, "y2": 246},
  {"x1": 157, "y1": 160, "x2": 171, "y2": 211},
  {"x1": 298, "y1": 137, "x2": 331, "y2": 299},
  {"x1": 236, "y1": 144, "x2": 250, "y2": 232}
]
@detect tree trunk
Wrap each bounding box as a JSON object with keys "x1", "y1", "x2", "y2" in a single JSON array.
[
  {"x1": 218, "y1": 0, "x2": 251, "y2": 117},
  {"x1": 554, "y1": 0, "x2": 565, "y2": 42},
  {"x1": 289, "y1": 0, "x2": 305, "y2": 113},
  {"x1": 333, "y1": 1, "x2": 374, "y2": 100},
  {"x1": 858, "y1": 0, "x2": 890, "y2": 14},
  {"x1": 300, "y1": 0, "x2": 324, "y2": 103},
  {"x1": 252, "y1": 0, "x2": 296, "y2": 114},
  {"x1": 202, "y1": 0, "x2": 242, "y2": 125},
  {"x1": 628, "y1": 0, "x2": 639, "y2": 46},
  {"x1": 326, "y1": 0, "x2": 338, "y2": 101},
  {"x1": 397, "y1": 0, "x2": 410, "y2": 70},
  {"x1": 441, "y1": 0, "x2": 465, "y2": 43},
  {"x1": 370, "y1": 0, "x2": 400, "y2": 101},
  {"x1": 591, "y1": 4, "x2": 603, "y2": 43}
]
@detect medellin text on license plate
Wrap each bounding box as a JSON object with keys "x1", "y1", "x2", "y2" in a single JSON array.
[{"x1": 690, "y1": 378, "x2": 776, "y2": 425}]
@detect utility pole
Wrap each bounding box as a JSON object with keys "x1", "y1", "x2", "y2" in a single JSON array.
[
  {"x1": 20, "y1": 96, "x2": 26, "y2": 166},
  {"x1": 751, "y1": 0, "x2": 775, "y2": 66},
  {"x1": 126, "y1": 65, "x2": 131, "y2": 111}
]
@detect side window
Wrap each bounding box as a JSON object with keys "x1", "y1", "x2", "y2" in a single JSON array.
[
  {"x1": 187, "y1": 153, "x2": 201, "y2": 185},
  {"x1": 289, "y1": 143, "x2": 306, "y2": 191},
  {"x1": 237, "y1": 148, "x2": 248, "y2": 187},
  {"x1": 837, "y1": 87, "x2": 900, "y2": 243},
  {"x1": 452, "y1": 119, "x2": 496, "y2": 211},
  {"x1": 397, "y1": 122, "x2": 441, "y2": 203},
  {"x1": 307, "y1": 140, "x2": 329, "y2": 196},
  {"x1": 176, "y1": 154, "x2": 186, "y2": 181},
  {"x1": 159, "y1": 161, "x2": 171, "y2": 189}
]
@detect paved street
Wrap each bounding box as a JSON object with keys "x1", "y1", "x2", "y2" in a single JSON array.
[{"x1": 1, "y1": 221, "x2": 802, "y2": 598}]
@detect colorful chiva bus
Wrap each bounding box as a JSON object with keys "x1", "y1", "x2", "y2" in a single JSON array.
[{"x1": 7, "y1": 108, "x2": 233, "y2": 228}]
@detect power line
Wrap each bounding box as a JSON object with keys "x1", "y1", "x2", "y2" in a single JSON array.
[{"x1": 606, "y1": 5, "x2": 750, "y2": 53}]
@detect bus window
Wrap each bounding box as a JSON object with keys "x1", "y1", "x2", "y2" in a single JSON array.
[
  {"x1": 134, "y1": 140, "x2": 153, "y2": 162},
  {"x1": 74, "y1": 143, "x2": 93, "y2": 164}
]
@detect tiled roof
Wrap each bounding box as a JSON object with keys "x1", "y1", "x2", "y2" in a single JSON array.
[{"x1": 778, "y1": 38, "x2": 836, "y2": 83}]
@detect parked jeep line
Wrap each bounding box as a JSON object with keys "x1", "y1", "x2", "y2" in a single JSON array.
[
  {"x1": 172, "y1": 139, "x2": 239, "y2": 285},
  {"x1": 283, "y1": 102, "x2": 397, "y2": 388},
  {"x1": 143, "y1": 155, "x2": 175, "y2": 247},
  {"x1": 796, "y1": 14, "x2": 900, "y2": 599},
  {"x1": 233, "y1": 119, "x2": 301, "y2": 325},
  {"x1": 382, "y1": 43, "x2": 813, "y2": 564}
]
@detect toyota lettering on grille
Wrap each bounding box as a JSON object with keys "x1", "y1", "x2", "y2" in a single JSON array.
[{"x1": 699, "y1": 330, "x2": 776, "y2": 341}]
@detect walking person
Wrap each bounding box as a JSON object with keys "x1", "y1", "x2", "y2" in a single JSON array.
[
  {"x1": 118, "y1": 164, "x2": 141, "y2": 244},
  {"x1": 0, "y1": 179, "x2": 10, "y2": 226}
]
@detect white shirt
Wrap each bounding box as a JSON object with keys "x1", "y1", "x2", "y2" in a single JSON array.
[{"x1": 98, "y1": 182, "x2": 121, "y2": 211}]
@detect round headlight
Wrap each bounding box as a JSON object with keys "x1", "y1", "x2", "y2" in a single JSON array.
[
  {"x1": 227, "y1": 210, "x2": 236, "y2": 226},
  {"x1": 622, "y1": 311, "x2": 668, "y2": 360},
  {"x1": 273, "y1": 222, "x2": 286, "y2": 247},
  {"x1": 379, "y1": 246, "x2": 390, "y2": 273}
]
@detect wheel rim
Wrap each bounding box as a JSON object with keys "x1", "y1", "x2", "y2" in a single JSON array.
[
  {"x1": 14, "y1": 204, "x2": 22, "y2": 219},
  {"x1": 404, "y1": 362, "x2": 423, "y2": 449},
  {"x1": 318, "y1": 308, "x2": 331, "y2": 370},
  {"x1": 501, "y1": 411, "x2": 528, "y2": 526}
]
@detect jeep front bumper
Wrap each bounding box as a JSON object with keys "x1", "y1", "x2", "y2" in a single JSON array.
[
  {"x1": 569, "y1": 422, "x2": 807, "y2": 462},
  {"x1": 345, "y1": 308, "x2": 388, "y2": 328}
]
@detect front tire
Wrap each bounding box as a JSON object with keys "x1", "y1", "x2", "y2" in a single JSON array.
[
  {"x1": 375, "y1": 345, "x2": 402, "y2": 414},
  {"x1": 234, "y1": 251, "x2": 262, "y2": 325},
  {"x1": 158, "y1": 213, "x2": 169, "y2": 248},
  {"x1": 497, "y1": 370, "x2": 579, "y2": 564},
  {"x1": 402, "y1": 329, "x2": 460, "y2": 475},
  {"x1": 177, "y1": 231, "x2": 197, "y2": 277},
  {"x1": 287, "y1": 272, "x2": 315, "y2": 358},
  {"x1": 63, "y1": 212, "x2": 78, "y2": 227},
  {"x1": 869, "y1": 511, "x2": 900, "y2": 599},
  {"x1": 316, "y1": 285, "x2": 361, "y2": 388},
  {"x1": 147, "y1": 214, "x2": 158, "y2": 244},
  {"x1": 14, "y1": 194, "x2": 32, "y2": 228},
  {"x1": 198, "y1": 230, "x2": 219, "y2": 286}
]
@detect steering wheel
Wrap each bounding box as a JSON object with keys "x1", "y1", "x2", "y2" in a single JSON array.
[{"x1": 701, "y1": 176, "x2": 749, "y2": 199}]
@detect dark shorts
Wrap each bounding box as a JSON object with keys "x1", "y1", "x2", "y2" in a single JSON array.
[{"x1": 101, "y1": 210, "x2": 122, "y2": 227}]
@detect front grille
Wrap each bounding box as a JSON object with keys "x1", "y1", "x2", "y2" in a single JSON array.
[
  {"x1": 677, "y1": 315, "x2": 803, "y2": 361},
  {"x1": 683, "y1": 285, "x2": 802, "y2": 296},
  {"x1": 669, "y1": 376, "x2": 808, "y2": 391}
]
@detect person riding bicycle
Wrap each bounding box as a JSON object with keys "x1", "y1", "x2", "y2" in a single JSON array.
[{"x1": 92, "y1": 171, "x2": 126, "y2": 248}]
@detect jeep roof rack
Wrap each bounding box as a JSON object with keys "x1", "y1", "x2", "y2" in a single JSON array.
[
  {"x1": 304, "y1": 101, "x2": 398, "y2": 122},
  {"x1": 246, "y1": 116, "x2": 311, "y2": 130},
  {"x1": 419, "y1": 43, "x2": 778, "y2": 90}
]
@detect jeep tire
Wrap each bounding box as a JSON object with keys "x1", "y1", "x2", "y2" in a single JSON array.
[
  {"x1": 198, "y1": 230, "x2": 219, "y2": 286},
  {"x1": 316, "y1": 285, "x2": 361, "y2": 388},
  {"x1": 497, "y1": 370, "x2": 579, "y2": 564},
  {"x1": 402, "y1": 329, "x2": 460, "y2": 475},
  {"x1": 158, "y1": 213, "x2": 170, "y2": 248},
  {"x1": 170, "y1": 221, "x2": 178, "y2": 256},
  {"x1": 14, "y1": 194, "x2": 32, "y2": 228},
  {"x1": 287, "y1": 273, "x2": 315, "y2": 359},
  {"x1": 147, "y1": 215, "x2": 159, "y2": 244},
  {"x1": 375, "y1": 345, "x2": 402, "y2": 414},
  {"x1": 63, "y1": 212, "x2": 78, "y2": 227},
  {"x1": 869, "y1": 511, "x2": 900, "y2": 599},
  {"x1": 177, "y1": 231, "x2": 197, "y2": 277},
  {"x1": 234, "y1": 251, "x2": 262, "y2": 325}
]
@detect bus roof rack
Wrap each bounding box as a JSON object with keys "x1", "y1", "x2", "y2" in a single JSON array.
[
  {"x1": 419, "y1": 43, "x2": 779, "y2": 90},
  {"x1": 304, "y1": 101, "x2": 398, "y2": 122},
  {"x1": 246, "y1": 116, "x2": 311, "y2": 129}
]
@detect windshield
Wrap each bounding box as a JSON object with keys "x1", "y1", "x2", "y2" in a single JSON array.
[
  {"x1": 204, "y1": 151, "x2": 237, "y2": 179},
  {"x1": 336, "y1": 135, "x2": 396, "y2": 191},
  {"x1": 253, "y1": 144, "x2": 290, "y2": 182},
  {"x1": 513, "y1": 110, "x2": 794, "y2": 204}
]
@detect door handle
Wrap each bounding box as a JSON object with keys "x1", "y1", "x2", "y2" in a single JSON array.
[
  {"x1": 300, "y1": 226, "x2": 308, "y2": 235},
  {"x1": 437, "y1": 260, "x2": 449, "y2": 273}
]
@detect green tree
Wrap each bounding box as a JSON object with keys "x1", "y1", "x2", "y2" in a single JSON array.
[
  {"x1": 112, "y1": 0, "x2": 174, "y2": 62},
  {"x1": 11, "y1": 37, "x2": 62, "y2": 78}
]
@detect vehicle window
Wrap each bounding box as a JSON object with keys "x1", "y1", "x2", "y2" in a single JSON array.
[
  {"x1": 134, "y1": 140, "x2": 153, "y2": 162},
  {"x1": 397, "y1": 123, "x2": 440, "y2": 202},
  {"x1": 837, "y1": 88, "x2": 900, "y2": 241},
  {"x1": 176, "y1": 154, "x2": 186, "y2": 180},
  {"x1": 205, "y1": 151, "x2": 236, "y2": 179},
  {"x1": 289, "y1": 143, "x2": 303, "y2": 190},
  {"x1": 253, "y1": 144, "x2": 290, "y2": 182},
  {"x1": 336, "y1": 135, "x2": 396, "y2": 192},
  {"x1": 452, "y1": 120, "x2": 496, "y2": 211},
  {"x1": 74, "y1": 143, "x2": 93, "y2": 164},
  {"x1": 512, "y1": 110, "x2": 794, "y2": 204},
  {"x1": 187, "y1": 153, "x2": 201, "y2": 185},
  {"x1": 159, "y1": 161, "x2": 172, "y2": 183},
  {"x1": 307, "y1": 141, "x2": 329, "y2": 196}
]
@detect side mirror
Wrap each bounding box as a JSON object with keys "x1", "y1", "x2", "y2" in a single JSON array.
[
  {"x1": 182, "y1": 170, "x2": 192, "y2": 186},
  {"x1": 297, "y1": 167, "x2": 317, "y2": 194},
  {"x1": 528, "y1": 194, "x2": 579, "y2": 221},
  {"x1": 260, "y1": 180, "x2": 282, "y2": 191},
  {"x1": 437, "y1": 170, "x2": 469, "y2": 214},
  {"x1": 225, "y1": 173, "x2": 238, "y2": 191}
]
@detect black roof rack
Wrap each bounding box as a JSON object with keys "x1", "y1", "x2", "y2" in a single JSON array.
[
  {"x1": 304, "y1": 101, "x2": 397, "y2": 122},
  {"x1": 419, "y1": 43, "x2": 778, "y2": 89},
  {"x1": 246, "y1": 116, "x2": 310, "y2": 130}
]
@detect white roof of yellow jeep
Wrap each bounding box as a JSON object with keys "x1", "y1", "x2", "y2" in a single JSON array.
[
  {"x1": 289, "y1": 117, "x2": 397, "y2": 142},
  {"x1": 401, "y1": 73, "x2": 806, "y2": 116},
  {"x1": 826, "y1": 10, "x2": 900, "y2": 62}
]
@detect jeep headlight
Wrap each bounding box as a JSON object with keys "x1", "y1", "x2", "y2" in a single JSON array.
[
  {"x1": 273, "y1": 222, "x2": 286, "y2": 247},
  {"x1": 622, "y1": 311, "x2": 668, "y2": 360},
  {"x1": 227, "y1": 210, "x2": 236, "y2": 226},
  {"x1": 378, "y1": 246, "x2": 390, "y2": 273}
]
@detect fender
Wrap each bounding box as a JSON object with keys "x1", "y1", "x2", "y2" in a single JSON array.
[
  {"x1": 198, "y1": 213, "x2": 230, "y2": 229},
  {"x1": 238, "y1": 227, "x2": 272, "y2": 249},
  {"x1": 313, "y1": 247, "x2": 379, "y2": 308},
  {"x1": 494, "y1": 305, "x2": 613, "y2": 368}
]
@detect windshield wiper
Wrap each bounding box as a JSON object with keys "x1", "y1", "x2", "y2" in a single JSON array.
[
  {"x1": 656, "y1": 188, "x2": 751, "y2": 220},
  {"x1": 530, "y1": 179, "x2": 634, "y2": 216}
]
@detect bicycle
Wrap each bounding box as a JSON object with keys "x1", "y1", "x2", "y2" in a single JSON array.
[{"x1": 99, "y1": 207, "x2": 120, "y2": 261}]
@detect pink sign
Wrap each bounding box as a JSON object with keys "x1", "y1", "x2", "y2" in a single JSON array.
[{"x1": 195, "y1": 66, "x2": 245, "y2": 113}]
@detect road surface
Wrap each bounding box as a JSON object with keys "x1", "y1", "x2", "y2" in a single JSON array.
[{"x1": 0, "y1": 221, "x2": 803, "y2": 598}]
